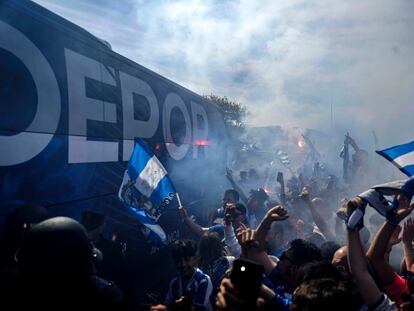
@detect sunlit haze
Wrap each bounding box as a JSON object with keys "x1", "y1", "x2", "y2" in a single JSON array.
[{"x1": 34, "y1": 0, "x2": 414, "y2": 149}]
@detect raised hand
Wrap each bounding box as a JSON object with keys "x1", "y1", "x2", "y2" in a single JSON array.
[
  {"x1": 224, "y1": 203, "x2": 236, "y2": 225},
  {"x1": 403, "y1": 218, "x2": 414, "y2": 245},
  {"x1": 262, "y1": 205, "x2": 289, "y2": 225},
  {"x1": 236, "y1": 228, "x2": 262, "y2": 260},
  {"x1": 346, "y1": 197, "x2": 366, "y2": 216},
  {"x1": 217, "y1": 277, "x2": 266, "y2": 311},
  {"x1": 394, "y1": 194, "x2": 414, "y2": 224},
  {"x1": 299, "y1": 187, "x2": 311, "y2": 203},
  {"x1": 256, "y1": 206, "x2": 288, "y2": 246},
  {"x1": 237, "y1": 206, "x2": 288, "y2": 258},
  {"x1": 236, "y1": 227, "x2": 278, "y2": 276},
  {"x1": 216, "y1": 278, "x2": 244, "y2": 311},
  {"x1": 237, "y1": 228, "x2": 260, "y2": 249},
  {"x1": 388, "y1": 225, "x2": 402, "y2": 249},
  {"x1": 335, "y1": 197, "x2": 366, "y2": 231},
  {"x1": 403, "y1": 217, "x2": 414, "y2": 274}
]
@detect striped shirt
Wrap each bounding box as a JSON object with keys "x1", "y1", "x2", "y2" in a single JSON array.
[{"x1": 165, "y1": 268, "x2": 213, "y2": 311}]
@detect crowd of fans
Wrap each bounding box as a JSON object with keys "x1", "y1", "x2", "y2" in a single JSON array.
[{"x1": 1, "y1": 135, "x2": 414, "y2": 311}]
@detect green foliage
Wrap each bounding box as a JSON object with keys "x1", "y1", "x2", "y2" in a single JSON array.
[{"x1": 204, "y1": 94, "x2": 247, "y2": 127}]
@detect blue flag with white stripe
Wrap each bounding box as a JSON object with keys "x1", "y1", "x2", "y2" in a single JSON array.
[
  {"x1": 119, "y1": 138, "x2": 176, "y2": 245},
  {"x1": 376, "y1": 141, "x2": 414, "y2": 177}
]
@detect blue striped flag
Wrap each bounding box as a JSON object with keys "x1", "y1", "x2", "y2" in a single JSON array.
[
  {"x1": 119, "y1": 138, "x2": 176, "y2": 245},
  {"x1": 376, "y1": 141, "x2": 414, "y2": 177}
]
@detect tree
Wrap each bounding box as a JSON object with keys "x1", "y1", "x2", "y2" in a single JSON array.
[{"x1": 203, "y1": 94, "x2": 247, "y2": 128}]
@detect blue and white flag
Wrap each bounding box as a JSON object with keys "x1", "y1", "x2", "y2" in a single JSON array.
[
  {"x1": 119, "y1": 138, "x2": 176, "y2": 245},
  {"x1": 376, "y1": 141, "x2": 414, "y2": 177}
]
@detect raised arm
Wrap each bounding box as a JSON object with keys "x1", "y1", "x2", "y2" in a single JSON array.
[
  {"x1": 226, "y1": 168, "x2": 249, "y2": 204},
  {"x1": 346, "y1": 197, "x2": 383, "y2": 308},
  {"x1": 224, "y1": 204, "x2": 242, "y2": 257},
  {"x1": 237, "y1": 228, "x2": 276, "y2": 275},
  {"x1": 237, "y1": 206, "x2": 289, "y2": 275},
  {"x1": 367, "y1": 194, "x2": 413, "y2": 287},
  {"x1": 179, "y1": 207, "x2": 208, "y2": 236},
  {"x1": 402, "y1": 217, "x2": 414, "y2": 273},
  {"x1": 345, "y1": 134, "x2": 360, "y2": 152},
  {"x1": 348, "y1": 228, "x2": 383, "y2": 307},
  {"x1": 256, "y1": 205, "x2": 289, "y2": 245},
  {"x1": 299, "y1": 188, "x2": 335, "y2": 241}
]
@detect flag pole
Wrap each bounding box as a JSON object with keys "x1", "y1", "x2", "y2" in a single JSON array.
[{"x1": 176, "y1": 192, "x2": 183, "y2": 209}]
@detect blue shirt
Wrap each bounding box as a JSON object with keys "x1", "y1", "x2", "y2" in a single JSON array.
[
  {"x1": 203, "y1": 256, "x2": 231, "y2": 294},
  {"x1": 165, "y1": 268, "x2": 213, "y2": 311},
  {"x1": 264, "y1": 266, "x2": 291, "y2": 311}
]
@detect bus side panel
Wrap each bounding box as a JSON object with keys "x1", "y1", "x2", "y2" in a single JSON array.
[{"x1": 0, "y1": 0, "x2": 227, "y2": 219}]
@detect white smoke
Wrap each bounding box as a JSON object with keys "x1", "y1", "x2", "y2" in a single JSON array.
[{"x1": 35, "y1": 0, "x2": 414, "y2": 167}]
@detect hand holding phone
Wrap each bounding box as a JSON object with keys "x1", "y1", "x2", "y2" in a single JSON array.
[
  {"x1": 224, "y1": 203, "x2": 236, "y2": 225},
  {"x1": 230, "y1": 259, "x2": 263, "y2": 310}
]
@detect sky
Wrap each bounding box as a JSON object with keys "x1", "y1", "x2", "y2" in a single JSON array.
[{"x1": 33, "y1": 0, "x2": 414, "y2": 150}]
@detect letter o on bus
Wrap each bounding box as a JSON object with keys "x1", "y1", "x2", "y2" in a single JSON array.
[{"x1": 162, "y1": 93, "x2": 191, "y2": 161}]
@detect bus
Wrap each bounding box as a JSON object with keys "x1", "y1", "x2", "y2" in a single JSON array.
[{"x1": 0, "y1": 0, "x2": 228, "y2": 300}]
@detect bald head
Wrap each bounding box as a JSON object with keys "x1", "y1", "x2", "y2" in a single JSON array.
[
  {"x1": 332, "y1": 246, "x2": 350, "y2": 279},
  {"x1": 332, "y1": 246, "x2": 348, "y2": 263}
]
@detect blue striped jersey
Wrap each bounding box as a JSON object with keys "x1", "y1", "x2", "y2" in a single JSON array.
[{"x1": 165, "y1": 268, "x2": 213, "y2": 311}]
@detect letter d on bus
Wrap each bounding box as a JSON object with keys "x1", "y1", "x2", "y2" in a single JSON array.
[{"x1": 0, "y1": 21, "x2": 61, "y2": 166}]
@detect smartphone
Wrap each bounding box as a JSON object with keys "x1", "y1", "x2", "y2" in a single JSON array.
[{"x1": 230, "y1": 259, "x2": 263, "y2": 309}]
